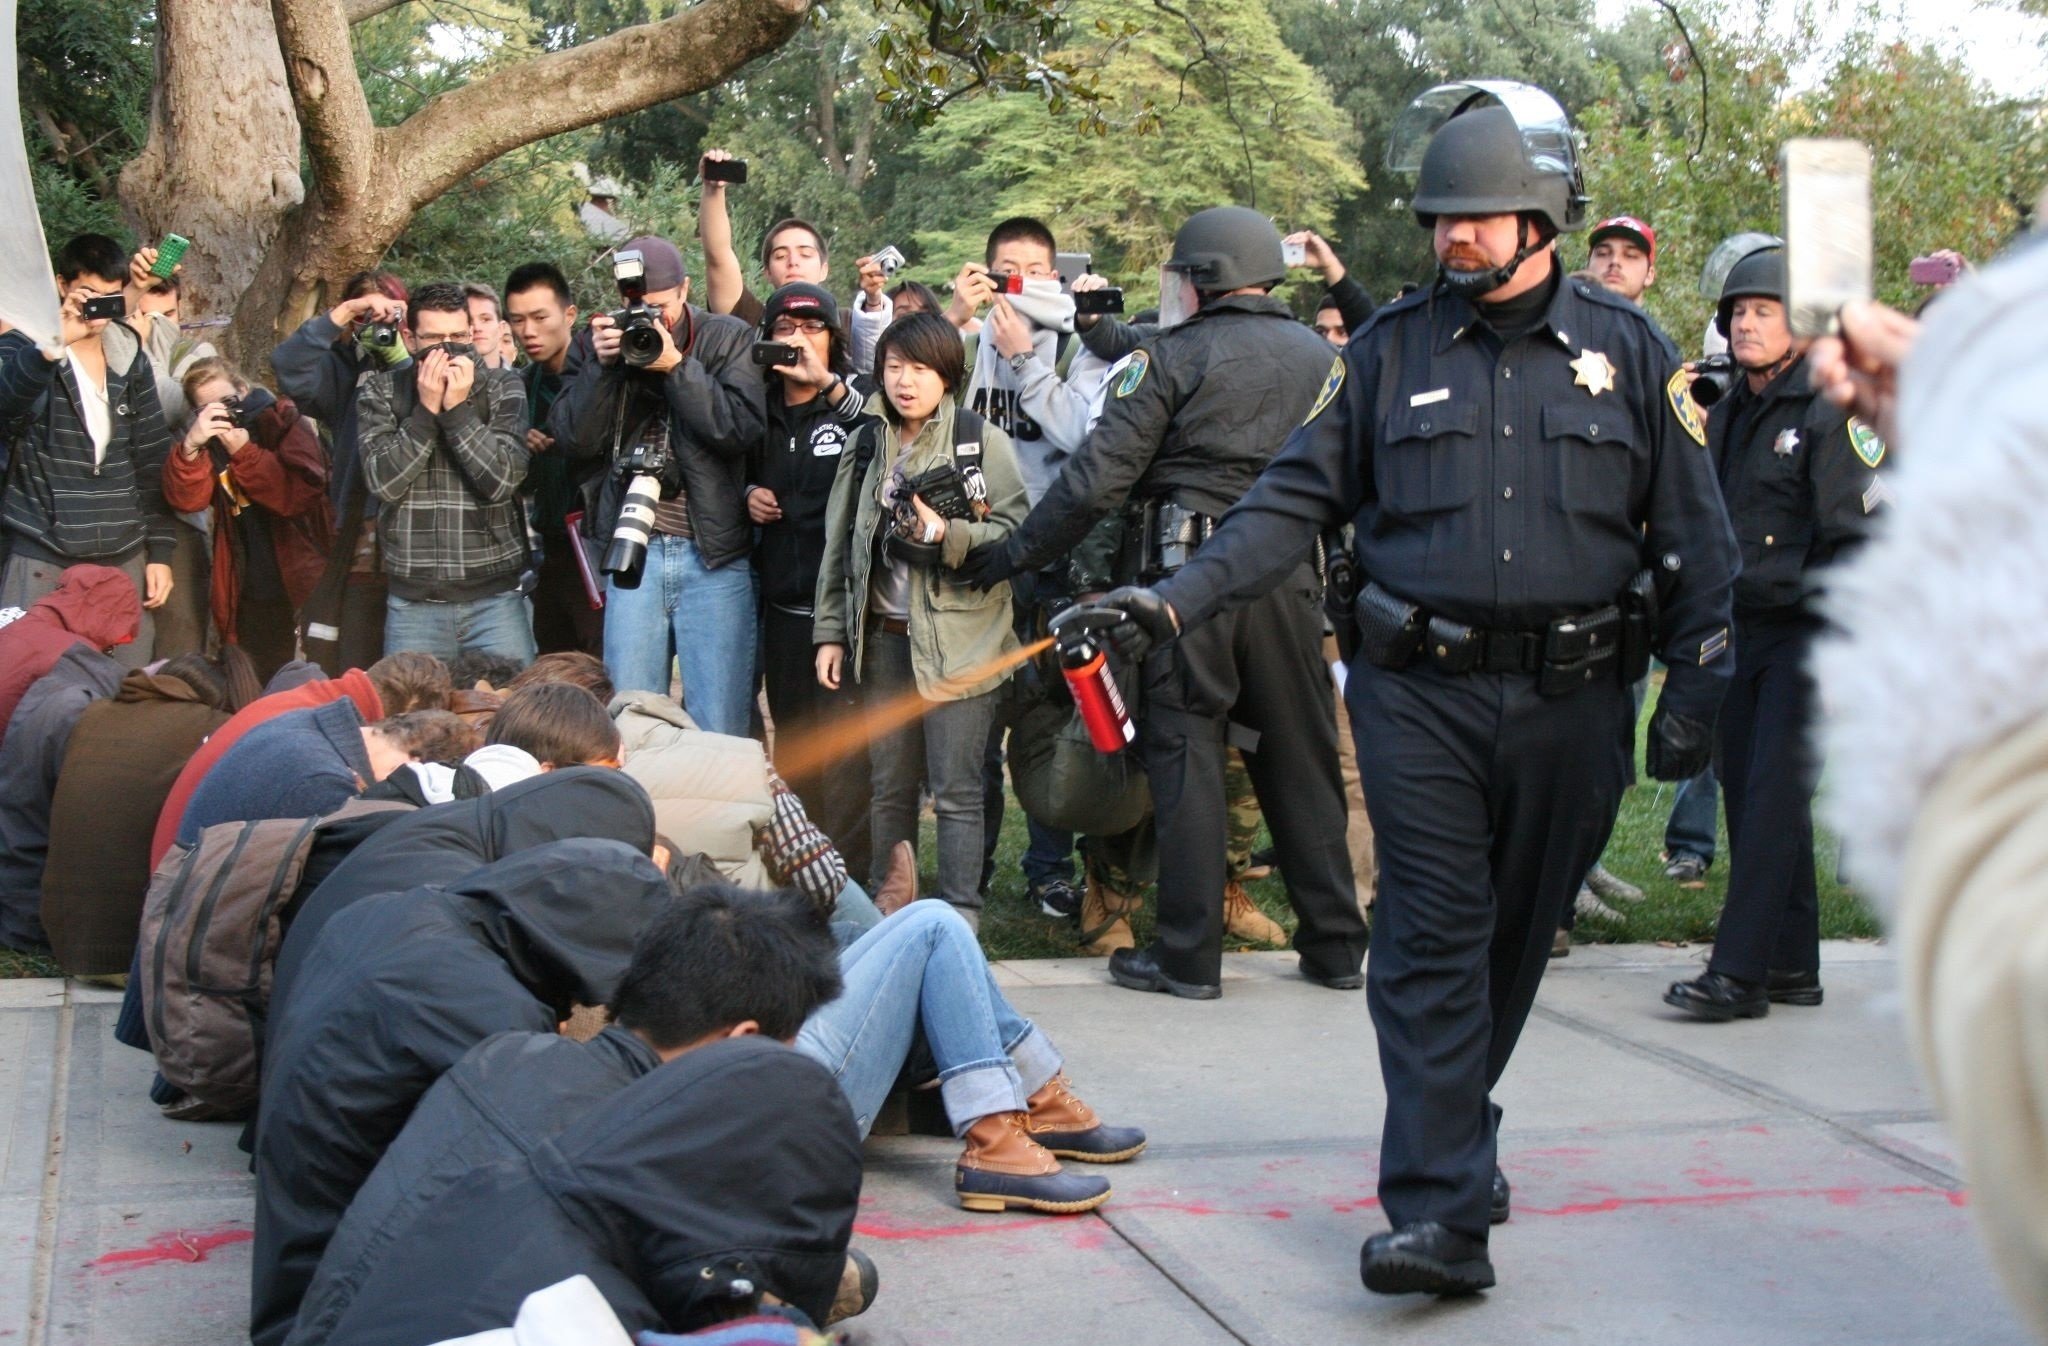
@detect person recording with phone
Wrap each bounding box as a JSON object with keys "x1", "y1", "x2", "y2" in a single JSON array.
[
  {"x1": 552, "y1": 235, "x2": 766, "y2": 736},
  {"x1": 357, "y1": 283, "x2": 534, "y2": 663},
  {"x1": 0, "y1": 233, "x2": 177, "y2": 667},
  {"x1": 746, "y1": 282, "x2": 878, "y2": 882}
]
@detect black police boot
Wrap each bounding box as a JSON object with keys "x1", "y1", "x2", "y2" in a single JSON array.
[
  {"x1": 1663, "y1": 971, "x2": 1769, "y2": 1021},
  {"x1": 1765, "y1": 969, "x2": 1824, "y2": 1006},
  {"x1": 1108, "y1": 945, "x2": 1221, "y2": 1000},
  {"x1": 1490, "y1": 1167, "x2": 1511, "y2": 1225},
  {"x1": 1300, "y1": 959, "x2": 1364, "y2": 991},
  {"x1": 1360, "y1": 1222, "x2": 1495, "y2": 1296}
]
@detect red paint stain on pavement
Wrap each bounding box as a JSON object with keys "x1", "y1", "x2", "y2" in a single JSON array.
[
  {"x1": 1529, "y1": 1185, "x2": 1966, "y2": 1218},
  {"x1": 89, "y1": 1226, "x2": 251, "y2": 1272}
]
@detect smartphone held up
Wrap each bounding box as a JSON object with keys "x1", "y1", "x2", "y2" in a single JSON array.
[{"x1": 1780, "y1": 138, "x2": 1872, "y2": 340}]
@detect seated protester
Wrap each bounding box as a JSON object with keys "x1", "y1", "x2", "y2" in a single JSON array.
[
  {"x1": 0, "y1": 234, "x2": 176, "y2": 667},
  {"x1": 370, "y1": 742, "x2": 543, "y2": 809},
  {"x1": 162, "y1": 359, "x2": 334, "y2": 681},
  {"x1": 813, "y1": 313, "x2": 1028, "y2": 926},
  {"x1": 40, "y1": 654, "x2": 258, "y2": 975},
  {"x1": 614, "y1": 691, "x2": 896, "y2": 933},
  {"x1": 800, "y1": 901, "x2": 1144, "y2": 1213},
  {"x1": 696, "y1": 150, "x2": 830, "y2": 329},
  {"x1": 0, "y1": 563, "x2": 142, "y2": 750},
  {"x1": 552, "y1": 235, "x2": 765, "y2": 734},
  {"x1": 250, "y1": 839, "x2": 672, "y2": 1346},
  {"x1": 359, "y1": 283, "x2": 533, "y2": 663},
  {"x1": 271, "y1": 269, "x2": 409, "y2": 671},
  {"x1": 270, "y1": 765, "x2": 657, "y2": 1022},
  {"x1": 445, "y1": 648, "x2": 525, "y2": 729},
  {"x1": 151, "y1": 650, "x2": 452, "y2": 869},
  {"x1": 747, "y1": 282, "x2": 876, "y2": 881},
  {"x1": 1283, "y1": 229, "x2": 1375, "y2": 342},
  {"x1": 488, "y1": 682, "x2": 621, "y2": 768},
  {"x1": 507, "y1": 649, "x2": 614, "y2": 703},
  {"x1": 287, "y1": 884, "x2": 854, "y2": 1346}
]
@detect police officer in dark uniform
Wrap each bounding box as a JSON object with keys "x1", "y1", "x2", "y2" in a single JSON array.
[
  {"x1": 1664, "y1": 247, "x2": 1886, "y2": 1022},
  {"x1": 1064, "y1": 83, "x2": 1739, "y2": 1294},
  {"x1": 960, "y1": 206, "x2": 1371, "y2": 999}
]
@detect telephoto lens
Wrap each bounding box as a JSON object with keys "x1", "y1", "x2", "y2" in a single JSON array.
[
  {"x1": 1689, "y1": 354, "x2": 1739, "y2": 408},
  {"x1": 603, "y1": 473, "x2": 662, "y2": 588},
  {"x1": 617, "y1": 310, "x2": 666, "y2": 368}
]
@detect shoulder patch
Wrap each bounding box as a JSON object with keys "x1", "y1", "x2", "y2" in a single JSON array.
[
  {"x1": 1847, "y1": 417, "x2": 1886, "y2": 468},
  {"x1": 1112, "y1": 350, "x2": 1150, "y2": 399},
  {"x1": 1304, "y1": 356, "x2": 1346, "y2": 425},
  {"x1": 1666, "y1": 369, "x2": 1708, "y2": 447}
]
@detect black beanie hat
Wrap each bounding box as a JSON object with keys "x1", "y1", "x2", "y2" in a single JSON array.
[{"x1": 761, "y1": 282, "x2": 840, "y2": 334}]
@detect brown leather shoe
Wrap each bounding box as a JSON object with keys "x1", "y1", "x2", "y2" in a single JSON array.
[
  {"x1": 825, "y1": 1248, "x2": 879, "y2": 1325},
  {"x1": 1223, "y1": 880, "x2": 1288, "y2": 947},
  {"x1": 955, "y1": 1112, "x2": 1111, "y2": 1213},
  {"x1": 1078, "y1": 873, "x2": 1139, "y2": 955},
  {"x1": 875, "y1": 840, "x2": 918, "y2": 916},
  {"x1": 1027, "y1": 1073, "x2": 1147, "y2": 1163}
]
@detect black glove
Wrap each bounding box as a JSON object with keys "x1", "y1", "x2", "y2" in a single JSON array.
[
  {"x1": 1094, "y1": 585, "x2": 1180, "y2": 663},
  {"x1": 1644, "y1": 702, "x2": 1714, "y2": 782},
  {"x1": 958, "y1": 538, "x2": 1020, "y2": 590}
]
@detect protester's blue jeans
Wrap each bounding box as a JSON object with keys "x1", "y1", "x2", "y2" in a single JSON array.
[
  {"x1": 382, "y1": 589, "x2": 535, "y2": 664},
  {"x1": 603, "y1": 534, "x2": 755, "y2": 737},
  {"x1": 797, "y1": 901, "x2": 1060, "y2": 1138},
  {"x1": 1665, "y1": 767, "x2": 1720, "y2": 865}
]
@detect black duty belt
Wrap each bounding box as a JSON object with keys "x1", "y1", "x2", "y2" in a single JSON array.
[{"x1": 1353, "y1": 579, "x2": 1624, "y2": 695}]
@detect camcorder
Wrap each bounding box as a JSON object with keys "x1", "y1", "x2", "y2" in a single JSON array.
[
  {"x1": 80, "y1": 294, "x2": 126, "y2": 321},
  {"x1": 751, "y1": 341, "x2": 801, "y2": 367},
  {"x1": 603, "y1": 438, "x2": 674, "y2": 589},
  {"x1": 885, "y1": 463, "x2": 985, "y2": 568},
  {"x1": 702, "y1": 158, "x2": 749, "y2": 184},
  {"x1": 1688, "y1": 354, "x2": 1738, "y2": 409},
  {"x1": 1074, "y1": 288, "x2": 1125, "y2": 316},
  {"x1": 609, "y1": 250, "x2": 668, "y2": 369}
]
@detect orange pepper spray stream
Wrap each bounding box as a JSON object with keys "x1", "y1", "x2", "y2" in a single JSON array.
[{"x1": 772, "y1": 636, "x2": 1057, "y2": 781}]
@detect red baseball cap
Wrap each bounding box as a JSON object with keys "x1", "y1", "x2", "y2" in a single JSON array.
[{"x1": 1589, "y1": 215, "x2": 1656, "y2": 261}]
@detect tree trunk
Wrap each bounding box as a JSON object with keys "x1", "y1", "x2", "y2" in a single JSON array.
[{"x1": 117, "y1": 0, "x2": 304, "y2": 346}]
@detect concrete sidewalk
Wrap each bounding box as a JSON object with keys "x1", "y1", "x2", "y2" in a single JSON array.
[{"x1": 1, "y1": 942, "x2": 2022, "y2": 1345}]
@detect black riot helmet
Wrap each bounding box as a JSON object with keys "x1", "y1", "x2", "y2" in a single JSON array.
[
  {"x1": 1163, "y1": 206, "x2": 1288, "y2": 294},
  {"x1": 1715, "y1": 246, "x2": 1787, "y2": 338}
]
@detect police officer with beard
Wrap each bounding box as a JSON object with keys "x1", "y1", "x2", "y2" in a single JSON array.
[
  {"x1": 1062, "y1": 83, "x2": 1738, "y2": 1294},
  {"x1": 960, "y1": 206, "x2": 1371, "y2": 1000}
]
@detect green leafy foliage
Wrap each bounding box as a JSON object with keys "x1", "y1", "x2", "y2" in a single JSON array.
[{"x1": 17, "y1": 0, "x2": 155, "y2": 246}]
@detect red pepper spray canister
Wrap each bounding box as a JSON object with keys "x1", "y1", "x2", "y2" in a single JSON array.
[{"x1": 1055, "y1": 626, "x2": 1136, "y2": 753}]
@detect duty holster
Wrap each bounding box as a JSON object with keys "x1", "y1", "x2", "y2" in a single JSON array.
[
  {"x1": 1353, "y1": 581, "x2": 1425, "y2": 670},
  {"x1": 1138, "y1": 500, "x2": 1214, "y2": 580},
  {"x1": 1321, "y1": 530, "x2": 1361, "y2": 663},
  {"x1": 1619, "y1": 568, "x2": 1658, "y2": 685}
]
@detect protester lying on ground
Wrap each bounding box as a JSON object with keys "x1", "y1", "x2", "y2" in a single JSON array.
[
  {"x1": 797, "y1": 899, "x2": 1144, "y2": 1213},
  {"x1": 287, "y1": 883, "x2": 862, "y2": 1346},
  {"x1": 249, "y1": 838, "x2": 674, "y2": 1346},
  {"x1": 0, "y1": 563, "x2": 142, "y2": 750},
  {"x1": 613, "y1": 690, "x2": 907, "y2": 935},
  {"x1": 151, "y1": 650, "x2": 453, "y2": 868}
]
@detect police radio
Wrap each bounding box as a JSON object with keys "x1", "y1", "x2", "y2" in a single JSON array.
[{"x1": 1049, "y1": 606, "x2": 1136, "y2": 754}]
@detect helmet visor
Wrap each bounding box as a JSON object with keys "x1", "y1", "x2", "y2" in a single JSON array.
[
  {"x1": 1699, "y1": 232, "x2": 1785, "y2": 299},
  {"x1": 1386, "y1": 80, "x2": 1579, "y2": 176}
]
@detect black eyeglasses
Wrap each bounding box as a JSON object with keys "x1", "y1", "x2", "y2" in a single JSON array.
[{"x1": 771, "y1": 319, "x2": 831, "y2": 337}]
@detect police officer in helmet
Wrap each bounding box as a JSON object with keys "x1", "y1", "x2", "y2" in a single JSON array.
[
  {"x1": 961, "y1": 205, "x2": 1371, "y2": 1000},
  {"x1": 1066, "y1": 83, "x2": 1738, "y2": 1294}
]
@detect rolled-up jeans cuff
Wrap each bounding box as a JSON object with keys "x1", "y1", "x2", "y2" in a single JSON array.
[
  {"x1": 1005, "y1": 1024, "x2": 1062, "y2": 1099},
  {"x1": 939, "y1": 1058, "x2": 1027, "y2": 1136}
]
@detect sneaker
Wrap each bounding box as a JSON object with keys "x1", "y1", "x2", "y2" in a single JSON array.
[
  {"x1": 1031, "y1": 877, "x2": 1083, "y2": 920},
  {"x1": 1586, "y1": 864, "x2": 1645, "y2": 904},
  {"x1": 1574, "y1": 886, "x2": 1624, "y2": 924},
  {"x1": 1663, "y1": 852, "x2": 1710, "y2": 887}
]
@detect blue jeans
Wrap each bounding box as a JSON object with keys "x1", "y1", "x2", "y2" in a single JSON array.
[
  {"x1": 603, "y1": 534, "x2": 756, "y2": 737},
  {"x1": 384, "y1": 589, "x2": 535, "y2": 663},
  {"x1": 831, "y1": 879, "x2": 884, "y2": 946},
  {"x1": 1665, "y1": 767, "x2": 1719, "y2": 864},
  {"x1": 797, "y1": 902, "x2": 1060, "y2": 1138}
]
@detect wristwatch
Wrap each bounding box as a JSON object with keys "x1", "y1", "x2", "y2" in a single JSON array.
[{"x1": 1008, "y1": 351, "x2": 1031, "y2": 376}]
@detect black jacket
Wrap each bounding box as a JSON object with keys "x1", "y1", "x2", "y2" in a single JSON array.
[
  {"x1": 749, "y1": 376, "x2": 874, "y2": 611},
  {"x1": 1709, "y1": 354, "x2": 1884, "y2": 618},
  {"x1": 553, "y1": 307, "x2": 766, "y2": 570},
  {"x1": 1008, "y1": 294, "x2": 1338, "y2": 571},
  {"x1": 300, "y1": 1036, "x2": 861, "y2": 1346},
  {"x1": 0, "y1": 644, "x2": 124, "y2": 950},
  {"x1": 287, "y1": 1026, "x2": 662, "y2": 1346},
  {"x1": 248, "y1": 839, "x2": 672, "y2": 1346},
  {"x1": 270, "y1": 767, "x2": 658, "y2": 1021}
]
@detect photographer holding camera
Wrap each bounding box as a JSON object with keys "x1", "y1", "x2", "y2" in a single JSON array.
[
  {"x1": 553, "y1": 235, "x2": 766, "y2": 736},
  {"x1": 0, "y1": 234, "x2": 177, "y2": 667},
  {"x1": 162, "y1": 360, "x2": 334, "y2": 681},
  {"x1": 358, "y1": 283, "x2": 534, "y2": 663}
]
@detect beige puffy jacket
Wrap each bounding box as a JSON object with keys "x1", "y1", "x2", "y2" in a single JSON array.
[{"x1": 612, "y1": 691, "x2": 774, "y2": 890}]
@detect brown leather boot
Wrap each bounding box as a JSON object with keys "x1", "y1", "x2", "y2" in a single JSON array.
[
  {"x1": 875, "y1": 840, "x2": 918, "y2": 917},
  {"x1": 1078, "y1": 873, "x2": 1139, "y2": 956},
  {"x1": 955, "y1": 1112, "x2": 1111, "y2": 1213},
  {"x1": 1223, "y1": 880, "x2": 1288, "y2": 947},
  {"x1": 1026, "y1": 1073, "x2": 1147, "y2": 1163}
]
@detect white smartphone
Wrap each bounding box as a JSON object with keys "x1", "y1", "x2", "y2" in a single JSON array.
[{"x1": 1780, "y1": 138, "x2": 1873, "y2": 339}]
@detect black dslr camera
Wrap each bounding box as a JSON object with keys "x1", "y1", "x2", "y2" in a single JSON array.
[
  {"x1": 220, "y1": 394, "x2": 252, "y2": 430},
  {"x1": 885, "y1": 463, "x2": 983, "y2": 568},
  {"x1": 603, "y1": 438, "x2": 674, "y2": 589},
  {"x1": 608, "y1": 250, "x2": 668, "y2": 369},
  {"x1": 1688, "y1": 353, "x2": 1739, "y2": 408}
]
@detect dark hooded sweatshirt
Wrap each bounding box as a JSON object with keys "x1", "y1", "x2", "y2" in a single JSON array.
[
  {"x1": 0, "y1": 643, "x2": 125, "y2": 950},
  {"x1": 286, "y1": 1026, "x2": 663, "y2": 1346},
  {"x1": 296, "y1": 1036, "x2": 861, "y2": 1346},
  {"x1": 269, "y1": 768, "x2": 658, "y2": 1023},
  {"x1": 0, "y1": 563, "x2": 141, "y2": 748},
  {"x1": 248, "y1": 838, "x2": 671, "y2": 1346}
]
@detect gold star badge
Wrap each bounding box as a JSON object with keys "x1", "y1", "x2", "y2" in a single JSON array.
[{"x1": 1571, "y1": 349, "x2": 1617, "y2": 397}]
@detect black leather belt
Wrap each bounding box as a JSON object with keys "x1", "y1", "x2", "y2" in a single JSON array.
[{"x1": 875, "y1": 615, "x2": 910, "y2": 636}]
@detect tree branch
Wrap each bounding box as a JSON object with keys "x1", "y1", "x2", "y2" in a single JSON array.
[
  {"x1": 345, "y1": 0, "x2": 410, "y2": 21},
  {"x1": 381, "y1": 0, "x2": 812, "y2": 210},
  {"x1": 272, "y1": 0, "x2": 377, "y2": 215}
]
